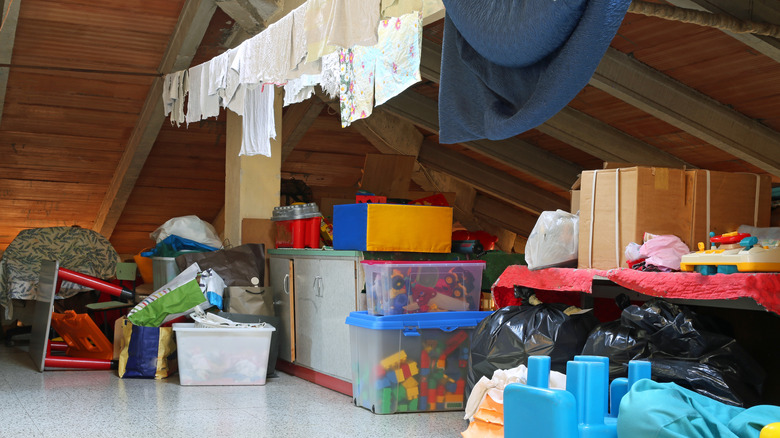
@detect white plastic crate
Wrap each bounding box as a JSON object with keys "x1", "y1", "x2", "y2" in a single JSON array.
[{"x1": 173, "y1": 323, "x2": 275, "y2": 386}]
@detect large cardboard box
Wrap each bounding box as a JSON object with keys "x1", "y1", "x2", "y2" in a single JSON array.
[
  {"x1": 578, "y1": 167, "x2": 690, "y2": 270},
  {"x1": 578, "y1": 167, "x2": 772, "y2": 270},
  {"x1": 685, "y1": 170, "x2": 771, "y2": 248}
]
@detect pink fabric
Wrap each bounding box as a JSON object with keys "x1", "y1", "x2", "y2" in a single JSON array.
[
  {"x1": 492, "y1": 265, "x2": 780, "y2": 315},
  {"x1": 639, "y1": 234, "x2": 690, "y2": 270}
]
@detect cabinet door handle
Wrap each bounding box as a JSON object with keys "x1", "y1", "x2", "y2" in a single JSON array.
[
  {"x1": 283, "y1": 274, "x2": 290, "y2": 295},
  {"x1": 314, "y1": 276, "x2": 323, "y2": 297},
  {"x1": 318, "y1": 277, "x2": 324, "y2": 297}
]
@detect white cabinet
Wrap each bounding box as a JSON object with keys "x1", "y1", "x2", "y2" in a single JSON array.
[{"x1": 269, "y1": 250, "x2": 364, "y2": 381}]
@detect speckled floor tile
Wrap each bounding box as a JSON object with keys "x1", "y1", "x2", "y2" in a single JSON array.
[{"x1": 0, "y1": 344, "x2": 470, "y2": 438}]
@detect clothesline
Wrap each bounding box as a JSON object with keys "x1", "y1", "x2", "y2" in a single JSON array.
[{"x1": 163, "y1": 0, "x2": 434, "y2": 158}]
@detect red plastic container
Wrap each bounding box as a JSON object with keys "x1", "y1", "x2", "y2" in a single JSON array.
[{"x1": 272, "y1": 203, "x2": 322, "y2": 249}]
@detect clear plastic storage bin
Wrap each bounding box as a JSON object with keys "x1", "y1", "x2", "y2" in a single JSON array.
[
  {"x1": 361, "y1": 260, "x2": 486, "y2": 315},
  {"x1": 173, "y1": 323, "x2": 275, "y2": 386},
  {"x1": 345, "y1": 311, "x2": 491, "y2": 414}
]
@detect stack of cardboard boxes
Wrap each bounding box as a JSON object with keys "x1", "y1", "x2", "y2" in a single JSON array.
[{"x1": 572, "y1": 165, "x2": 771, "y2": 270}]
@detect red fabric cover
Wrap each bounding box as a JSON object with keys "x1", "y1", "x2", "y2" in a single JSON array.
[{"x1": 493, "y1": 266, "x2": 780, "y2": 316}]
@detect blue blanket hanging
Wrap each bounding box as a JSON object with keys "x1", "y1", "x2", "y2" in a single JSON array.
[{"x1": 438, "y1": 0, "x2": 632, "y2": 143}]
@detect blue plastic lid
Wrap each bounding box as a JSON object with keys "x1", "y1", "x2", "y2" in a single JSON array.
[{"x1": 345, "y1": 311, "x2": 492, "y2": 331}]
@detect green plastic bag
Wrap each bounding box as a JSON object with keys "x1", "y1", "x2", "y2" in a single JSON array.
[{"x1": 127, "y1": 264, "x2": 207, "y2": 327}]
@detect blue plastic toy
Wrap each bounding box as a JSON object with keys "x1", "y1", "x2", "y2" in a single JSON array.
[{"x1": 504, "y1": 355, "x2": 652, "y2": 438}]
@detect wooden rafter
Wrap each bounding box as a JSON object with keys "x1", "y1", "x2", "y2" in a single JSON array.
[
  {"x1": 281, "y1": 98, "x2": 326, "y2": 162},
  {"x1": 417, "y1": 141, "x2": 569, "y2": 214},
  {"x1": 0, "y1": 0, "x2": 22, "y2": 126},
  {"x1": 538, "y1": 107, "x2": 692, "y2": 168},
  {"x1": 473, "y1": 194, "x2": 539, "y2": 237},
  {"x1": 93, "y1": 0, "x2": 217, "y2": 238},
  {"x1": 664, "y1": 0, "x2": 780, "y2": 63},
  {"x1": 418, "y1": 39, "x2": 689, "y2": 176},
  {"x1": 591, "y1": 47, "x2": 780, "y2": 176},
  {"x1": 382, "y1": 91, "x2": 581, "y2": 190}
]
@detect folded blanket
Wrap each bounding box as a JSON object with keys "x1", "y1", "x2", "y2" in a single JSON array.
[{"x1": 439, "y1": 0, "x2": 632, "y2": 143}]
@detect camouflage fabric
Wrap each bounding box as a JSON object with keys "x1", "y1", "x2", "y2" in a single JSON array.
[{"x1": 1, "y1": 226, "x2": 120, "y2": 319}]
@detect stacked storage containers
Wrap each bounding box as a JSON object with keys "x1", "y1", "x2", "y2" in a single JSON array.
[{"x1": 346, "y1": 260, "x2": 490, "y2": 414}]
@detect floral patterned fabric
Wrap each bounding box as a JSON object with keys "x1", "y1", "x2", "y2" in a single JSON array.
[
  {"x1": 0, "y1": 227, "x2": 120, "y2": 319},
  {"x1": 339, "y1": 46, "x2": 377, "y2": 127},
  {"x1": 374, "y1": 11, "x2": 422, "y2": 106}
]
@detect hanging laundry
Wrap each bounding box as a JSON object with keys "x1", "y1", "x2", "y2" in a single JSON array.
[
  {"x1": 338, "y1": 46, "x2": 377, "y2": 127},
  {"x1": 320, "y1": 52, "x2": 341, "y2": 99},
  {"x1": 380, "y1": 0, "x2": 422, "y2": 18},
  {"x1": 186, "y1": 64, "x2": 205, "y2": 125},
  {"x1": 374, "y1": 11, "x2": 422, "y2": 106},
  {"x1": 437, "y1": 0, "x2": 632, "y2": 143},
  {"x1": 304, "y1": 0, "x2": 380, "y2": 63},
  {"x1": 208, "y1": 50, "x2": 231, "y2": 98},
  {"x1": 284, "y1": 74, "x2": 322, "y2": 107},
  {"x1": 240, "y1": 10, "x2": 293, "y2": 85},
  {"x1": 163, "y1": 69, "x2": 188, "y2": 127},
  {"x1": 287, "y1": 2, "x2": 321, "y2": 80},
  {"x1": 224, "y1": 47, "x2": 244, "y2": 115},
  {"x1": 240, "y1": 85, "x2": 276, "y2": 157},
  {"x1": 200, "y1": 59, "x2": 221, "y2": 119}
]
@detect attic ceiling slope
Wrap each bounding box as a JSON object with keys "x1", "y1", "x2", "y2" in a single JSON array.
[
  {"x1": 0, "y1": 0, "x2": 21, "y2": 126},
  {"x1": 93, "y1": 0, "x2": 217, "y2": 239}
]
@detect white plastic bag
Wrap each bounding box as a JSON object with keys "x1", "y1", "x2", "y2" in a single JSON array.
[
  {"x1": 150, "y1": 215, "x2": 222, "y2": 248},
  {"x1": 525, "y1": 210, "x2": 579, "y2": 270}
]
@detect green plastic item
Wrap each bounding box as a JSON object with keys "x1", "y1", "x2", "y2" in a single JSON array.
[{"x1": 409, "y1": 398, "x2": 419, "y2": 411}]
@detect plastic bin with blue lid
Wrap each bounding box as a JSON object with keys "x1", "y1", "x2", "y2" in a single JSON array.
[
  {"x1": 361, "y1": 260, "x2": 486, "y2": 315},
  {"x1": 345, "y1": 310, "x2": 491, "y2": 414}
]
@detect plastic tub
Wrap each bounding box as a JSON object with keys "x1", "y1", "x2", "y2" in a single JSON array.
[
  {"x1": 361, "y1": 260, "x2": 486, "y2": 315},
  {"x1": 345, "y1": 311, "x2": 491, "y2": 414},
  {"x1": 173, "y1": 323, "x2": 275, "y2": 386},
  {"x1": 152, "y1": 257, "x2": 180, "y2": 291},
  {"x1": 271, "y1": 203, "x2": 322, "y2": 249}
]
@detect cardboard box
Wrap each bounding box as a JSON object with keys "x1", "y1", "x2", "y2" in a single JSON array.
[
  {"x1": 685, "y1": 170, "x2": 771, "y2": 248},
  {"x1": 333, "y1": 204, "x2": 453, "y2": 253},
  {"x1": 578, "y1": 167, "x2": 690, "y2": 270},
  {"x1": 578, "y1": 166, "x2": 772, "y2": 270}
]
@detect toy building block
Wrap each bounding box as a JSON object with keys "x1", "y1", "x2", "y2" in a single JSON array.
[
  {"x1": 373, "y1": 364, "x2": 386, "y2": 379},
  {"x1": 408, "y1": 361, "x2": 419, "y2": 376},
  {"x1": 400, "y1": 363, "x2": 412, "y2": 379},
  {"x1": 410, "y1": 398, "x2": 419, "y2": 411},
  {"x1": 381, "y1": 350, "x2": 407, "y2": 369},
  {"x1": 420, "y1": 377, "x2": 428, "y2": 394},
  {"x1": 381, "y1": 387, "x2": 393, "y2": 411},
  {"x1": 404, "y1": 384, "x2": 419, "y2": 400},
  {"x1": 456, "y1": 379, "x2": 465, "y2": 395},
  {"x1": 398, "y1": 384, "x2": 407, "y2": 401},
  {"x1": 398, "y1": 402, "x2": 408, "y2": 412},
  {"x1": 395, "y1": 368, "x2": 406, "y2": 383}
]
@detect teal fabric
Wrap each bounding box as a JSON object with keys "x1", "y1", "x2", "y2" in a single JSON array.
[{"x1": 617, "y1": 380, "x2": 780, "y2": 438}]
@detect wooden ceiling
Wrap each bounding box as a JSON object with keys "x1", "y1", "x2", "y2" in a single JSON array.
[{"x1": 0, "y1": 0, "x2": 778, "y2": 256}]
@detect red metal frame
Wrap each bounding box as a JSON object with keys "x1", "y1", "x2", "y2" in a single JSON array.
[{"x1": 43, "y1": 267, "x2": 128, "y2": 370}]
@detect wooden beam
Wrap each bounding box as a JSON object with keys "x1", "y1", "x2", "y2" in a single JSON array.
[
  {"x1": 350, "y1": 107, "x2": 424, "y2": 156},
  {"x1": 0, "y1": 0, "x2": 22, "y2": 126},
  {"x1": 382, "y1": 91, "x2": 581, "y2": 190},
  {"x1": 419, "y1": 39, "x2": 700, "y2": 174},
  {"x1": 93, "y1": 0, "x2": 217, "y2": 238},
  {"x1": 663, "y1": 0, "x2": 780, "y2": 62},
  {"x1": 215, "y1": 0, "x2": 283, "y2": 35},
  {"x1": 590, "y1": 47, "x2": 780, "y2": 176},
  {"x1": 473, "y1": 194, "x2": 539, "y2": 237},
  {"x1": 418, "y1": 141, "x2": 569, "y2": 214},
  {"x1": 539, "y1": 107, "x2": 692, "y2": 168},
  {"x1": 281, "y1": 99, "x2": 325, "y2": 162}
]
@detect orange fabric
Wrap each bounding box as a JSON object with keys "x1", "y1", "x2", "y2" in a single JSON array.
[{"x1": 462, "y1": 393, "x2": 505, "y2": 438}]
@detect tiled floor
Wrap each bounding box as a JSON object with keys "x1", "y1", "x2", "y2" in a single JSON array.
[{"x1": 0, "y1": 344, "x2": 468, "y2": 438}]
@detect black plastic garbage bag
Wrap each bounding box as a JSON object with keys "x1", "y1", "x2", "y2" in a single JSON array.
[
  {"x1": 466, "y1": 300, "x2": 598, "y2": 400},
  {"x1": 582, "y1": 298, "x2": 765, "y2": 407}
]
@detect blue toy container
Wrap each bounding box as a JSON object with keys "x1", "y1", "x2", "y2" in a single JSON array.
[{"x1": 345, "y1": 311, "x2": 491, "y2": 414}]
